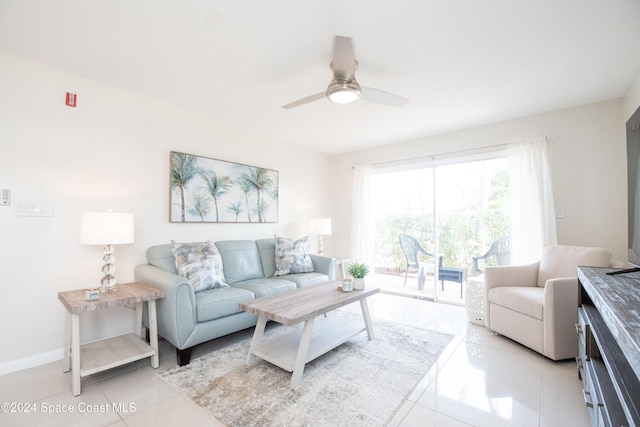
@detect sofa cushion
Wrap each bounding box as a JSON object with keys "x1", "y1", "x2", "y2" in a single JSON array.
[
  {"x1": 282, "y1": 272, "x2": 330, "y2": 288},
  {"x1": 488, "y1": 286, "x2": 544, "y2": 320},
  {"x1": 215, "y1": 240, "x2": 265, "y2": 284},
  {"x1": 537, "y1": 245, "x2": 612, "y2": 287},
  {"x1": 256, "y1": 238, "x2": 277, "y2": 277},
  {"x1": 274, "y1": 235, "x2": 314, "y2": 276},
  {"x1": 172, "y1": 241, "x2": 229, "y2": 292},
  {"x1": 232, "y1": 278, "x2": 297, "y2": 298},
  {"x1": 194, "y1": 286, "x2": 255, "y2": 322},
  {"x1": 146, "y1": 244, "x2": 179, "y2": 274}
]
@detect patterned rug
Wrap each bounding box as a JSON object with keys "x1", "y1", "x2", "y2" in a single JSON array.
[{"x1": 159, "y1": 312, "x2": 454, "y2": 426}]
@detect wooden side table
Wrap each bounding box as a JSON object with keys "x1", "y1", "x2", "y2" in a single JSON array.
[{"x1": 58, "y1": 282, "x2": 165, "y2": 396}]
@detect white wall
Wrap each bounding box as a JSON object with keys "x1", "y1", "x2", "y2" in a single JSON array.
[
  {"x1": 330, "y1": 99, "x2": 628, "y2": 263},
  {"x1": 0, "y1": 53, "x2": 334, "y2": 373},
  {"x1": 2, "y1": 48, "x2": 636, "y2": 374}
]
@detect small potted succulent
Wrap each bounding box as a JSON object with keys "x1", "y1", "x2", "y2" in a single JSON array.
[{"x1": 347, "y1": 261, "x2": 370, "y2": 290}]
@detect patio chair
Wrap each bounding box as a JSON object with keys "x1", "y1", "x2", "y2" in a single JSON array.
[
  {"x1": 398, "y1": 234, "x2": 466, "y2": 297},
  {"x1": 471, "y1": 237, "x2": 510, "y2": 275},
  {"x1": 399, "y1": 234, "x2": 432, "y2": 286}
]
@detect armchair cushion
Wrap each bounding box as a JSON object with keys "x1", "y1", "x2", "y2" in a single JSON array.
[
  {"x1": 488, "y1": 287, "x2": 543, "y2": 320},
  {"x1": 537, "y1": 245, "x2": 612, "y2": 287}
]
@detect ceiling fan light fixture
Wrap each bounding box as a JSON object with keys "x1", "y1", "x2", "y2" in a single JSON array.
[{"x1": 326, "y1": 80, "x2": 362, "y2": 104}]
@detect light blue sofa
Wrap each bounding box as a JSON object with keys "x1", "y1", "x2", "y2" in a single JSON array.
[{"x1": 134, "y1": 238, "x2": 336, "y2": 365}]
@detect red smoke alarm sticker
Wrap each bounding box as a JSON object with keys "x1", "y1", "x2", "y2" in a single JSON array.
[{"x1": 65, "y1": 92, "x2": 77, "y2": 108}]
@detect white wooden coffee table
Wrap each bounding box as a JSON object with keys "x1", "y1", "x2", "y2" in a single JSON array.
[{"x1": 239, "y1": 281, "x2": 380, "y2": 388}]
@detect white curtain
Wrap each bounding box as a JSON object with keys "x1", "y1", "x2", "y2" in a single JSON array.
[
  {"x1": 509, "y1": 138, "x2": 558, "y2": 264},
  {"x1": 351, "y1": 165, "x2": 374, "y2": 268}
]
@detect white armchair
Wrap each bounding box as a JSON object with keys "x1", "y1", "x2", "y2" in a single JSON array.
[{"x1": 484, "y1": 245, "x2": 616, "y2": 360}]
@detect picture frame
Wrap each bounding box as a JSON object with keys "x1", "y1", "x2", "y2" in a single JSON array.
[{"x1": 170, "y1": 151, "x2": 279, "y2": 223}]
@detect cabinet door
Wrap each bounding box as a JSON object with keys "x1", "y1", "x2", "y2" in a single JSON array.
[
  {"x1": 576, "y1": 308, "x2": 587, "y2": 380},
  {"x1": 583, "y1": 362, "x2": 598, "y2": 427}
]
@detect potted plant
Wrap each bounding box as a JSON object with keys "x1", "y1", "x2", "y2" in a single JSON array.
[{"x1": 347, "y1": 261, "x2": 370, "y2": 290}]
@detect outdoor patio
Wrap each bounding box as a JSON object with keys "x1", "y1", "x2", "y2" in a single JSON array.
[{"x1": 368, "y1": 271, "x2": 478, "y2": 305}]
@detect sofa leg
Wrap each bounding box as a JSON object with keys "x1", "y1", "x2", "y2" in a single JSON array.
[{"x1": 177, "y1": 347, "x2": 193, "y2": 366}]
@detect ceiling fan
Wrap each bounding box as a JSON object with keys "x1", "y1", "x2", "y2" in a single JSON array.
[{"x1": 282, "y1": 36, "x2": 409, "y2": 109}]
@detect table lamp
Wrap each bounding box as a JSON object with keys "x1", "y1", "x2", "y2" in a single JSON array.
[
  {"x1": 309, "y1": 217, "x2": 332, "y2": 255},
  {"x1": 80, "y1": 211, "x2": 135, "y2": 293}
]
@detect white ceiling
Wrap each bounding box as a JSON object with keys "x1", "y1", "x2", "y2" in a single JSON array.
[{"x1": 1, "y1": 1, "x2": 640, "y2": 155}]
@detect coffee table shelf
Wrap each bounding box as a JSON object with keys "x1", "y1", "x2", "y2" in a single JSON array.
[{"x1": 250, "y1": 315, "x2": 365, "y2": 372}]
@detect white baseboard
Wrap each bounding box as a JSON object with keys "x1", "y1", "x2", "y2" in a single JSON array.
[{"x1": 0, "y1": 348, "x2": 63, "y2": 376}]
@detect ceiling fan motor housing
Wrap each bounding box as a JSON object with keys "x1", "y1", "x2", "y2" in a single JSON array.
[
  {"x1": 326, "y1": 78, "x2": 362, "y2": 104},
  {"x1": 326, "y1": 60, "x2": 361, "y2": 104}
]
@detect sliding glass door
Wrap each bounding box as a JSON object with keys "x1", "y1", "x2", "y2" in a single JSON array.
[{"x1": 371, "y1": 153, "x2": 508, "y2": 304}]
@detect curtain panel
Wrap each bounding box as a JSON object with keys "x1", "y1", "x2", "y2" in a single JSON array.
[
  {"x1": 508, "y1": 137, "x2": 558, "y2": 264},
  {"x1": 351, "y1": 165, "x2": 374, "y2": 268}
]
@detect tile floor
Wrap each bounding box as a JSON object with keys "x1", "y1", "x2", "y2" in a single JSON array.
[{"x1": 0, "y1": 291, "x2": 589, "y2": 427}]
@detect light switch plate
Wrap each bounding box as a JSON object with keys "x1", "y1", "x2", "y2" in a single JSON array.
[{"x1": 15, "y1": 201, "x2": 53, "y2": 217}]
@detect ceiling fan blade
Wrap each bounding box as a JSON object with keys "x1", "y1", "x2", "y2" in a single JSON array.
[
  {"x1": 281, "y1": 92, "x2": 326, "y2": 109},
  {"x1": 361, "y1": 87, "x2": 409, "y2": 107},
  {"x1": 332, "y1": 35, "x2": 356, "y2": 77}
]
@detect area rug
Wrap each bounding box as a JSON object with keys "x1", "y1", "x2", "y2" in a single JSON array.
[{"x1": 159, "y1": 312, "x2": 454, "y2": 426}]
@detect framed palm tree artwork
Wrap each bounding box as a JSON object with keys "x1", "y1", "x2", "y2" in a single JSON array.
[{"x1": 170, "y1": 151, "x2": 279, "y2": 223}]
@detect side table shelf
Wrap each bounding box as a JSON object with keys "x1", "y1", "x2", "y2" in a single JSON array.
[
  {"x1": 79, "y1": 333, "x2": 156, "y2": 376},
  {"x1": 58, "y1": 282, "x2": 165, "y2": 396}
]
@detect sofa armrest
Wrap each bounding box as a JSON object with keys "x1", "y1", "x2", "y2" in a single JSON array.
[
  {"x1": 542, "y1": 277, "x2": 579, "y2": 360},
  {"x1": 309, "y1": 254, "x2": 337, "y2": 281},
  {"x1": 134, "y1": 264, "x2": 197, "y2": 349}
]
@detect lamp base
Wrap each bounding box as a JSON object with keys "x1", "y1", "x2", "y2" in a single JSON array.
[
  {"x1": 100, "y1": 276, "x2": 117, "y2": 293},
  {"x1": 100, "y1": 244, "x2": 117, "y2": 293}
]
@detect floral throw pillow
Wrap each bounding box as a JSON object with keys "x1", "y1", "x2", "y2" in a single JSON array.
[
  {"x1": 274, "y1": 235, "x2": 315, "y2": 276},
  {"x1": 171, "y1": 241, "x2": 229, "y2": 292}
]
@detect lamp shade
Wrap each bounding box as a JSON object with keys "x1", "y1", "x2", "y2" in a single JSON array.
[
  {"x1": 309, "y1": 217, "x2": 332, "y2": 236},
  {"x1": 80, "y1": 212, "x2": 135, "y2": 245}
]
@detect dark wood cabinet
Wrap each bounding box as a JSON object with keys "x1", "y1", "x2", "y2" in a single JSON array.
[{"x1": 577, "y1": 267, "x2": 640, "y2": 427}]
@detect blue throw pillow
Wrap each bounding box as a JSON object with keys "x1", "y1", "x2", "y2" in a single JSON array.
[
  {"x1": 172, "y1": 241, "x2": 229, "y2": 292},
  {"x1": 274, "y1": 235, "x2": 315, "y2": 276}
]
